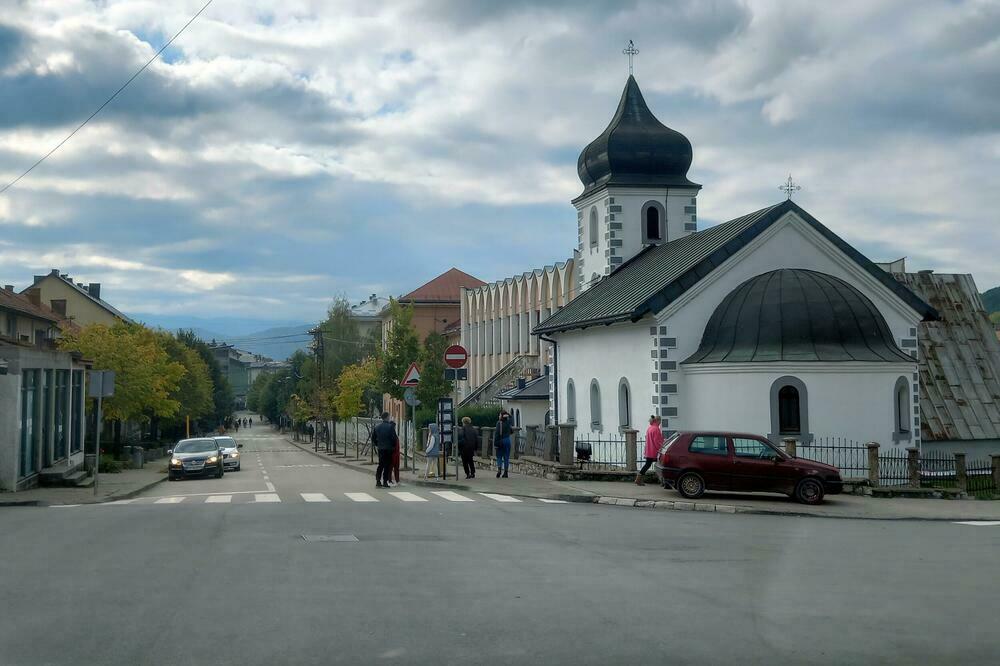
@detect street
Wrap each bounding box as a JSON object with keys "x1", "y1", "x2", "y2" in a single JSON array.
[{"x1": 2, "y1": 426, "x2": 998, "y2": 665}]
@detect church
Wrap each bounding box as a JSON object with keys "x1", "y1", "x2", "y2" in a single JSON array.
[{"x1": 528, "y1": 74, "x2": 939, "y2": 449}]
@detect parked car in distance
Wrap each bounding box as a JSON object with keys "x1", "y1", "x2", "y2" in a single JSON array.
[
  {"x1": 167, "y1": 438, "x2": 225, "y2": 481},
  {"x1": 654, "y1": 432, "x2": 843, "y2": 504},
  {"x1": 213, "y1": 436, "x2": 242, "y2": 471}
]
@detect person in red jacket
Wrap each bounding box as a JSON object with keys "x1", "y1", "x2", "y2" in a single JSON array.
[{"x1": 637, "y1": 415, "x2": 664, "y2": 485}]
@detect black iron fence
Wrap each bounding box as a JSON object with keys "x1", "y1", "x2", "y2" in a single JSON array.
[
  {"x1": 786, "y1": 437, "x2": 869, "y2": 478},
  {"x1": 878, "y1": 448, "x2": 910, "y2": 486},
  {"x1": 573, "y1": 433, "x2": 644, "y2": 470}
]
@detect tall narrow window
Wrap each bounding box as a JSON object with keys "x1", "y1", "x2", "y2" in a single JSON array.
[
  {"x1": 893, "y1": 376, "x2": 911, "y2": 441},
  {"x1": 566, "y1": 379, "x2": 576, "y2": 423},
  {"x1": 646, "y1": 206, "x2": 660, "y2": 240},
  {"x1": 618, "y1": 379, "x2": 631, "y2": 429},
  {"x1": 778, "y1": 386, "x2": 800, "y2": 435},
  {"x1": 641, "y1": 201, "x2": 666, "y2": 244},
  {"x1": 589, "y1": 207, "x2": 599, "y2": 247},
  {"x1": 590, "y1": 379, "x2": 602, "y2": 429}
]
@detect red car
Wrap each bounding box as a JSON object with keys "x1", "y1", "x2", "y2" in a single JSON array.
[{"x1": 654, "y1": 432, "x2": 843, "y2": 505}]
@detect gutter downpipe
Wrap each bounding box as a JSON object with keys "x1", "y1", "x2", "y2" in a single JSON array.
[{"x1": 538, "y1": 334, "x2": 558, "y2": 425}]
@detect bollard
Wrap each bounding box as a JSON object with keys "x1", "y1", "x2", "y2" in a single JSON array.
[
  {"x1": 783, "y1": 437, "x2": 797, "y2": 458},
  {"x1": 955, "y1": 453, "x2": 967, "y2": 492},
  {"x1": 866, "y1": 442, "x2": 880, "y2": 487},
  {"x1": 558, "y1": 423, "x2": 576, "y2": 466},
  {"x1": 624, "y1": 429, "x2": 638, "y2": 472},
  {"x1": 544, "y1": 425, "x2": 558, "y2": 462},
  {"x1": 906, "y1": 447, "x2": 920, "y2": 487}
]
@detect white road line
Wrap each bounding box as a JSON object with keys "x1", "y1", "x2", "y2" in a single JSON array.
[
  {"x1": 144, "y1": 488, "x2": 271, "y2": 498},
  {"x1": 301, "y1": 493, "x2": 330, "y2": 503},
  {"x1": 538, "y1": 498, "x2": 568, "y2": 504},
  {"x1": 953, "y1": 520, "x2": 1000, "y2": 526},
  {"x1": 254, "y1": 493, "x2": 281, "y2": 503},
  {"x1": 265, "y1": 481, "x2": 276, "y2": 492},
  {"x1": 51, "y1": 504, "x2": 81, "y2": 508},
  {"x1": 431, "y1": 491, "x2": 474, "y2": 502},
  {"x1": 205, "y1": 495, "x2": 232, "y2": 504},
  {"x1": 155, "y1": 497, "x2": 184, "y2": 504},
  {"x1": 389, "y1": 491, "x2": 427, "y2": 502},
  {"x1": 103, "y1": 499, "x2": 135, "y2": 505},
  {"x1": 478, "y1": 493, "x2": 521, "y2": 503},
  {"x1": 345, "y1": 492, "x2": 379, "y2": 502}
]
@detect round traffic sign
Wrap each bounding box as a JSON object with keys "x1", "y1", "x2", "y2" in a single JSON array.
[
  {"x1": 443, "y1": 344, "x2": 468, "y2": 369},
  {"x1": 403, "y1": 387, "x2": 421, "y2": 407}
]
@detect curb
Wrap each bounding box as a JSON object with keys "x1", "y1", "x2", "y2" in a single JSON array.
[
  {"x1": 0, "y1": 472, "x2": 166, "y2": 508},
  {"x1": 0, "y1": 499, "x2": 44, "y2": 507}
]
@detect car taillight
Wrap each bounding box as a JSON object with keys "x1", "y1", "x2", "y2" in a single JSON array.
[{"x1": 659, "y1": 453, "x2": 671, "y2": 467}]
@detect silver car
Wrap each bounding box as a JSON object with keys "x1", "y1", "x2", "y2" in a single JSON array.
[{"x1": 213, "y1": 436, "x2": 242, "y2": 471}]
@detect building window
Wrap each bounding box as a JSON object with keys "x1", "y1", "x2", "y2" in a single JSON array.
[
  {"x1": 20, "y1": 370, "x2": 38, "y2": 478},
  {"x1": 5, "y1": 312, "x2": 15, "y2": 338},
  {"x1": 566, "y1": 379, "x2": 576, "y2": 423},
  {"x1": 618, "y1": 378, "x2": 631, "y2": 429},
  {"x1": 590, "y1": 379, "x2": 602, "y2": 429},
  {"x1": 893, "y1": 376, "x2": 911, "y2": 442},
  {"x1": 71, "y1": 370, "x2": 83, "y2": 453},
  {"x1": 641, "y1": 201, "x2": 666, "y2": 244},
  {"x1": 589, "y1": 207, "x2": 598, "y2": 248},
  {"x1": 768, "y1": 376, "x2": 811, "y2": 444}
]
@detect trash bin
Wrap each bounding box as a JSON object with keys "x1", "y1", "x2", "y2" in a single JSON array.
[{"x1": 130, "y1": 447, "x2": 144, "y2": 469}]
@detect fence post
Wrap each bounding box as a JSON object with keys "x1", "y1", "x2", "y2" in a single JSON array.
[
  {"x1": 558, "y1": 423, "x2": 576, "y2": 466},
  {"x1": 955, "y1": 452, "x2": 967, "y2": 492},
  {"x1": 992, "y1": 455, "x2": 1000, "y2": 494},
  {"x1": 624, "y1": 429, "x2": 638, "y2": 472},
  {"x1": 866, "y1": 442, "x2": 880, "y2": 487},
  {"x1": 906, "y1": 447, "x2": 920, "y2": 487},
  {"x1": 511, "y1": 427, "x2": 522, "y2": 460},
  {"x1": 783, "y1": 437, "x2": 797, "y2": 458},
  {"x1": 481, "y1": 427, "x2": 494, "y2": 459},
  {"x1": 544, "y1": 425, "x2": 557, "y2": 462},
  {"x1": 525, "y1": 425, "x2": 539, "y2": 458}
]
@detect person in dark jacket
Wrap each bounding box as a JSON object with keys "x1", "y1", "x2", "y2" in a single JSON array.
[
  {"x1": 493, "y1": 410, "x2": 513, "y2": 478},
  {"x1": 371, "y1": 412, "x2": 399, "y2": 488},
  {"x1": 457, "y1": 417, "x2": 479, "y2": 479}
]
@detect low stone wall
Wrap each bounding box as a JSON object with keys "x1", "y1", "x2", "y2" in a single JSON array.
[{"x1": 472, "y1": 455, "x2": 656, "y2": 483}]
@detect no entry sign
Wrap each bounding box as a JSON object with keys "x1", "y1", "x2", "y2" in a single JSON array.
[{"x1": 444, "y1": 344, "x2": 468, "y2": 369}]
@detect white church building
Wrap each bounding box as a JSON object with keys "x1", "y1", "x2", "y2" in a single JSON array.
[{"x1": 533, "y1": 75, "x2": 939, "y2": 449}]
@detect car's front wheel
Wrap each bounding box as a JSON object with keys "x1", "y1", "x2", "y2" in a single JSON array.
[
  {"x1": 676, "y1": 471, "x2": 706, "y2": 499},
  {"x1": 795, "y1": 477, "x2": 824, "y2": 505},
  {"x1": 215, "y1": 465, "x2": 224, "y2": 479}
]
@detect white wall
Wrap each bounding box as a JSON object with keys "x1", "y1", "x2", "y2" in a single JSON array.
[{"x1": 503, "y1": 400, "x2": 549, "y2": 430}]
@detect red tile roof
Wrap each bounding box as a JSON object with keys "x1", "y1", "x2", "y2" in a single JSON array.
[
  {"x1": 0, "y1": 287, "x2": 61, "y2": 324},
  {"x1": 399, "y1": 268, "x2": 486, "y2": 304}
]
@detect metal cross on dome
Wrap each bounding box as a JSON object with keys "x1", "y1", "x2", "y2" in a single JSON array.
[
  {"x1": 623, "y1": 40, "x2": 639, "y2": 75},
  {"x1": 779, "y1": 174, "x2": 801, "y2": 200}
]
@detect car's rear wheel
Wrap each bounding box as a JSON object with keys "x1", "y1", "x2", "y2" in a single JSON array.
[
  {"x1": 677, "y1": 471, "x2": 705, "y2": 499},
  {"x1": 795, "y1": 478, "x2": 824, "y2": 505}
]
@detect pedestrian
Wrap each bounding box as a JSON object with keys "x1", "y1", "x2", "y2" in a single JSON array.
[
  {"x1": 371, "y1": 411, "x2": 399, "y2": 488},
  {"x1": 492, "y1": 410, "x2": 512, "y2": 478},
  {"x1": 423, "y1": 423, "x2": 440, "y2": 479},
  {"x1": 457, "y1": 416, "x2": 479, "y2": 479},
  {"x1": 637, "y1": 415, "x2": 664, "y2": 485}
]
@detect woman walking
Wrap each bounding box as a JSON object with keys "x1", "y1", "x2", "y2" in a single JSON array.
[
  {"x1": 457, "y1": 417, "x2": 479, "y2": 479},
  {"x1": 637, "y1": 415, "x2": 664, "y2": 485},
  {"x1": 493, "y1": 410, "x2": 513, "y2": 478},
  {"x1": 423, "y1": 422, "x2": 440, "y2": 479}
]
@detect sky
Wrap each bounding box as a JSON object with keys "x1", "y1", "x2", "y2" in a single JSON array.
[{"x1": 1, "y1": 0, "x2": 999, "y2": 330}]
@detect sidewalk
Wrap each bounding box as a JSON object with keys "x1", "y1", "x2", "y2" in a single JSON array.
[
  {"x1": 0, "y1": 464, "x2": 167, "y2": 506},
  {"x1": 289, "y1": 436, "x2": 1000, "y2": 521}
]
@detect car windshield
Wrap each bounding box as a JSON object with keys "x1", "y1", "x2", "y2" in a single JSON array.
[
  {"x1": 174, "y1": 440, "x2": 218, "y2": 453},
  {"x1": 215, "y1": 438, "x2": 236, "y2": 448}
]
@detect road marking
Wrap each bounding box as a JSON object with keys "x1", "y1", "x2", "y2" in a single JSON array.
[
  {"x1": 479, "y1": 493, "x2": 521, "y2": 503},
  {"x1": 255, "y1": 493, "x2": 281, "y2": 503},
  {"x1": 389, "y1": 491, "x2": 427, "y2": 502},
  {"x1": 265, "y1": 481, "x2": 276, "y2": 492},
  {"x1": 51, "y1": 504, "x2": 81, "y2": 508},
  {"x1": 301, "y1": 493, "x2": 330, "y2": 503},
  {"x1": 103, "y1": 499, "x2": 135, "y2": 505},
  {"x1": 155, "y1": 497, "x2": 184, "y2": 504},
  {"x1": 205, "y1": 495, "x2": 232, "y2": 503},
  {"x1": 345, "y1": 492, "x2": 378, "y2": 502},
  {"x1": 538, "y1": 498, "x2": 568, "y2": 504},
  {"x1": 953, "y1": 521, "x2": 1000, "y2": 526},
  {"x1": 431, "y1": 491, "x2": 474, "y2": 502}
]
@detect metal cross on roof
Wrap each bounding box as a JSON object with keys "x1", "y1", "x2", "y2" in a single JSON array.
[
  {"x1": 623, "y1": 40, "x2": 639, "y2": 76},
  {"x1": 779, "y1": 174, "x2": 801, "y2": 200}
]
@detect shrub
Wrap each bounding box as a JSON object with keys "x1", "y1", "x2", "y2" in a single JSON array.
[
  {"x1": 414, "y1": 404, "x2": 505, "y2": 429},
  {"x1": 99, "y1": 455, "x2": 124, "y2": 473}
]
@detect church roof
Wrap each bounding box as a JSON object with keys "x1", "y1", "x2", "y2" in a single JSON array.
[
  {"x1": 534, "y1": 200, "x2": 938, "y2": 335},
  {"x1": 575, "y1": 75, "x2": 699, "y2": 202},
  {"x1": 683, "y1": 269, "x2": 914, "y2": 364},
  {"x1": 399, "y1": 268, "x2": 486, "y2": 304}
]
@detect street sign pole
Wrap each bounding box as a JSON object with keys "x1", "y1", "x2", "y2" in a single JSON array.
[
  {"x1": 442, "y1": 345, "x2": 469, "y2": 481},
  {"x1": 88, "y1": 370, "x2": 115, "y2": 497},
  {"x1": 93, "y1": 395, "x2": 101, "y2": 497}
]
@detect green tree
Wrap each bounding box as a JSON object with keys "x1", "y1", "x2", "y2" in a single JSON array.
[
  {"x1": 334, "y1": 357, "x2": 381, "y2": 418},
  {"x1": 379, "y1": 299, "x2": 420, "y2": 399},
  {"x1": 416, "y1": 332, "x2": 452, "y2": 407},
  {"x1": 157, "y1": 331, "x2": 214, "y2": 438},
  {"x1": 176, "y1": 329, "x2": 233, "y2": 426},
  {"x1": 989, "y1": 311, "x2": 1000, "y2": 326},
  {"x1": 315, "y1": 297, "x2": 368, "y2": 382}
]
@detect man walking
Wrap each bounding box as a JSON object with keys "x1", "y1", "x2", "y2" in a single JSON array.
[{"x1": 371, "y1": 412, "x2": 399, "y2": 488}]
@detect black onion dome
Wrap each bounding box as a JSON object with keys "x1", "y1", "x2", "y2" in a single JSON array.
[
  {"x1": 684, "y1": 269, "x2": 914, "y2": 364},
  {"x1": 575, "y1": 75, "x2": 699, "y2": 201}
]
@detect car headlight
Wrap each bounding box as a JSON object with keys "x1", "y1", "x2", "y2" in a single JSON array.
[
  {"x1": 170, "y1": 458, "x2": 182, "y2": 466},
  {"x1": 229, "y1": 451, "x2": 238, "y2": 458},
  {"x1": 206, "y1": 456, "x2": 218, "y2": 464}
]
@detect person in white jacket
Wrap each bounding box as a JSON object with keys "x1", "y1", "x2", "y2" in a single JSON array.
[{"x1": 423, "y1": 423, "x2": 440, "y2": 479}]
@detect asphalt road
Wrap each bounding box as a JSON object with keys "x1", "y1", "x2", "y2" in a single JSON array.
[{"x1": 2, "y1": 425, "x2": 998, "y2": 665}]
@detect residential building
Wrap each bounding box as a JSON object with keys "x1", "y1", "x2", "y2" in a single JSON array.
[
  {"x1": 350, "y1": 294, "x2": 391, "y2": 340},
  {"x1": 22, "y1": 269, "x2": 132, "y2": 327},
  {"x1": 209, "y1": 342, "x2": 250, "y2": 409}
]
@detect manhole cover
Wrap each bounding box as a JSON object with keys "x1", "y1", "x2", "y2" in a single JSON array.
[{"x1": 301, "y1": 534, "x2": 358, "y2": 542}]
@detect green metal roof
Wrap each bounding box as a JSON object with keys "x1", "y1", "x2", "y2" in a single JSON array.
[{"x1": 535, "y1": 200, "x2": 938, "y2": 335}]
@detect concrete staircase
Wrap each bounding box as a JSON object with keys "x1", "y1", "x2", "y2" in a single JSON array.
[
  {"x1": 39, "y1": 462, "x2": 93, "y2": 487},
  {"x1": 460, "y1": 355, "x2": 537, "y2": 407}
]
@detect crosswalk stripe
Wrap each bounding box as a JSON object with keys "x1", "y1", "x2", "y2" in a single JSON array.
[
  {"x1": 205, "y1": 495, "x2": 232, "y2": 503},
  {"x1": 479, "y1": 493, "x2": 521, "y2": 503},
  {"x1": 389, "y1": 491, "x2": 427, "y2": 502},
  {"x1": 254, "y1": 493, "x2": 281, "y2": 503},
  {"x1": 345, "y1": 492, "x2": 379, "y2": 503},
  {"x1": 953, "y1": 520, "x2": 1000, "y2": 526},
  {"x1": 301, "y1": 493, "x2": 330, "y2": 503},
  {"x1": 155, "y1": 497, "x2": 184, "y2": 504},
  {"x1": 431, "y1": 491, "x2": 474, "y2": 502},
  {"x1": 538, "y1": 498, "x2": 568, "y2": 504}
]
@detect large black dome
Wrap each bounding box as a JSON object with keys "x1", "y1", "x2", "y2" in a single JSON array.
[
  {"x1": 575, "y1": 75, "x2": 699, "y2": 201},
  {"x1": 684, "y1": 269, "x2": 914, "y2": 364}
]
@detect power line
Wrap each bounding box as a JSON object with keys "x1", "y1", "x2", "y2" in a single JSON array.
[{"x1": 0, "y1": 0, "x2": 214, "y2": 195}]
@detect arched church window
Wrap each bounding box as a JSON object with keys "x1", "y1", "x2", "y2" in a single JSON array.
[
  {"x1": 590, "y1": 379, "x2": 602, "y2": 430},
  {"x1": 778, "y1": 386, "x2": 800, "y2": 434},
  {"x1": 618, "y1": 378, "x2": 631, "y2": 429},
  {"x1": 893, "y1": 376, "x2": 911, "y2": 441},
  {"x1": 566, "y1": 379, "x2": 576, "y2": 423},
  {"x1": 646, "y1": 207, "x2": 660, "y2": 240},
  {"x1": 769, "y1": 376, "x2": 811, "y2": 444},
  {"x1": 641, "y1": 201, "x2": 666, "y2": 244},
  {"x1": 589, "y1": 207, "x2": 599, "y2": 247}
]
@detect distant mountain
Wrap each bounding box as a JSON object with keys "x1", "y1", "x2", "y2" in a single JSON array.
[
  {"x1": 224, "y1": 324, "x2": 314, "y2": 361},
  {"x1": 129, "y1": 314, "x2": 315, "y2": 360},
  {"x1": 982, "y1": 287, "x2": 1000, "y2": 314}
]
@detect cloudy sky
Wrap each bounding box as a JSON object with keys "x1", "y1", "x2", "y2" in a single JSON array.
[{"x1": 1, "y1": 0, "x2": 998, "y2": 330}]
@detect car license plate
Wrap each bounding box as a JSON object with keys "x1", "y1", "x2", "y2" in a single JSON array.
[{"x1": 184, "y1": 463, "x2": 204, "y2": 470}]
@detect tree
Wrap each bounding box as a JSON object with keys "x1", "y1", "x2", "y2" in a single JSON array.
[
  {"x1": 334, "y1": 357, "x2": 381, "y2": 418},
  {"x1": 315, "y1": 297, "x2": 368, "y2": 382},
  {"x1": 379, "y1": 299, "x2": 420, "y2": 399},
  {"x1": 416, "y1": 332, "x2": 452, "y2": 407},
  {"x1": 157, "y1": 331, "x2": 214, "y2": 438},
  {"x1": 176, "y1": 329, "x2": 233, "y2": 426}
]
